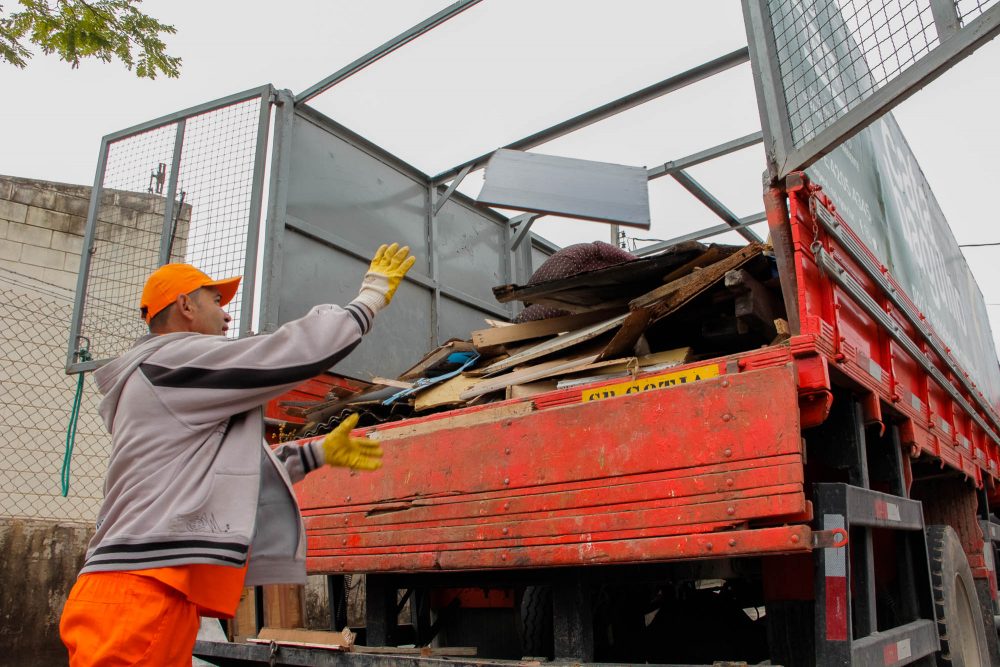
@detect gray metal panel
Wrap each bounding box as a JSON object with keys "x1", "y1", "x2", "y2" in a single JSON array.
[
  {"x1": 286, "y1": 112, "x2": 431, "y2": 274},
  {"x1": 477, "y1": 149, "x2": 651, "y2": 229},
  {"x1": 276, "y1": 229, "x2": 432, "y2": 380},
  {"x1": 435, "y1": 198, "x2": 508, "y2": 308},
  {"x1": 438, "y1": 294, "x2": 503, "y2": 342}
]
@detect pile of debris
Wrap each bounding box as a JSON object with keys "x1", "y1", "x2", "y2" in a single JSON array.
[{"x1": 294, "y1": 240, "x2": 786, "y2": 437}]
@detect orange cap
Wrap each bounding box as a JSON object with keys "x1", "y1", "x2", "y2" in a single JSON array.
[{"x1": 140, "y1": 263, "x2": 241, "y2": 323}]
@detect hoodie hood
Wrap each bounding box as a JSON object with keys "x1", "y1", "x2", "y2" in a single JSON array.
[{"x1": 93, "y1": 332, "x2": 199, "y2": 430}]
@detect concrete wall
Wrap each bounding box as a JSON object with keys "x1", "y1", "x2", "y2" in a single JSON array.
[{"x1": 0, "y1": 518, "x2": 92, "y2": 667}]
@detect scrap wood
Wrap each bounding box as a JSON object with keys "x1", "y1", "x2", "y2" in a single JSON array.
[
  {"x1": 508, "y1": 380, "x2": 560, "y2": 399},
  {"x1": 353, "y1": 646, "x2": 477, "y2": 657},
  {"x1": 491, "y1": 241, "x2": 708, "y2": 310},
  {"x1": 370, "y1": 401, "x2": 534, "y2": 441},
  {"x1": 630, "y1": 242, "x2": 766, "y2": 322},
  {"x1": 414, "y1": 374, "x2": 483, "y2": 411},
  {"x1": 595, "y1": 308, "x2": 652, "y2": 361},
  {"x1": 471, "y1": 307, "x2": 624, "y2": 352},
  {"x1": 661, "y1": 244, "x2": 738, "y2": 283},
  {"x1": 467, "y1": 347, "x2": 692, "y2": 399},
  {"x1": 370, "y1": 377, "x2": 414, "y2": 390},
  {"x1": 251, "y1": 627, "x2": 355, "y2": 651},
  {"x1": 399, "y1": 340, "x2": 476, "y2": 381},
  {"x1": 478, "y1": 313, "x2": 628, "y2": 376}
]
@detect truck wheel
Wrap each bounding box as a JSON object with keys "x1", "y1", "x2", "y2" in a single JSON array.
[
  {"x1": 518, "y1": 585, "x2": 553, "y2": 658},
  {"x1": 928, "y1": 525, "x2": 990, "y2": 666}
]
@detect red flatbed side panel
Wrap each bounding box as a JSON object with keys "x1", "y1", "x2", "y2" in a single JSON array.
[{"x1": 297, "y1": 364, "x2": 806, "y2": 573}]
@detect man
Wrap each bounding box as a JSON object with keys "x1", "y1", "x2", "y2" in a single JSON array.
[{"x1": 59, "y1": 243, "x2": 415, "y2": 666}]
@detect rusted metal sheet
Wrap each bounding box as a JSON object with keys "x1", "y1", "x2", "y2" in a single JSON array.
[{"x1": 298, "y1": 364, "x2": 804, "y2": 573}]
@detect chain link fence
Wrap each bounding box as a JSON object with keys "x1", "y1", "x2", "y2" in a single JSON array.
[
  {"x1": 72, "y1": 87, "x2": 271, "y2": 370},
  {"x1": 1, "y1": 272, "x2": 108, "y2": 521},
  {"x1": 765, "y1": 0, "x2": 997, "y2": 147}
]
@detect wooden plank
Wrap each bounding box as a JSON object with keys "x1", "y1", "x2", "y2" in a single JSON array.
[
  {"x1": 660, "y1": 245, "x2": 733, "y2": 283},
  {"x1": 263, "y1": 584, "x2": 304, "y2": 630},
  {"x1": 370, "y1": 377, "x2": 414, "y2": 390},
  {"x1": 352, "y1": 646, "x2": 478, "y2": 656},
  {"x1": 399, "y1": 340, "x2": 476, "y2": 381},
  {"x1": 630, "y1": 242, "x2": 765, "y2": 320},
  {"x1": 368, "y1": 401, "x2": 534, "y2": 441},
  {"x1": 508, "y1": 380, "x2": 559, "y2": 399},
  {"x1": 309, "y1": 524, "x2": 814, "y2": 573},
  {"x1": 478, "y1": 314, "x2": 627, "y2": 376},
  {"x1": 471, "y1": 308, "x2": 624, "y2": 351},
  {"x1": 309, "y1": 485, "x2": 806, "y2": 556},
  {"x1": 295, "y1": 365, "x2": 800, "y2": 510},
  {"x1": 253, "y1": 627, "x2": 354, "y2": 650},
  {"x1": 596, "y1": 308, "x2": 651, "y2": 361},
  {"x1": 459, "y1": 353, "x2": 603, "y2": 400},
  {"x1": 303, "y1": 457, "x2": 803, "y2": 529},
  {"x1": 413, "y1": 375, "x2": 483, "y2": 411},
  {"x1": 231, "y1": 587, "x2": 258, "y2": 643}
]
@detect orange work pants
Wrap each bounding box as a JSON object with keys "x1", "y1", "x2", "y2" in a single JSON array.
[{"x1": 60, "y1": 572, "x2": 199, "y2": 666}]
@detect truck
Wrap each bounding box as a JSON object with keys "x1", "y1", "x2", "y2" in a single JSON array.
[{"x1": 67, "y1": 2, "x2": 1000, "y2": 666}]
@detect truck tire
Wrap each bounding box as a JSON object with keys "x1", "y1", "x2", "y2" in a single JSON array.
[
  {"x1": 928, "y1": 525, "x2": 991, "y2": 666},
  {"x1": 518, "y1": 585, "x2": 553, "y2": 658}
]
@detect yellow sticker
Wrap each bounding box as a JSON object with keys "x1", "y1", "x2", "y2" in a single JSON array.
[{"x1": 581, "y1": 363, "x2": 721, "y2": 403}]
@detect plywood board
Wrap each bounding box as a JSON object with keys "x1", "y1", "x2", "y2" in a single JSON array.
[
  {"x1": 471, "y1": 307, "x2": 624, "y2": 351},
  {"x1": 478, "y1": 314, "x2": 627, "y2": 376},
  {"x1": 370, "y1": 401, "x2": 534, "y2": 441},
  {"x1": 413, "y1": 375, "x2": 483, "y2": 411},
  {"x1": 253, "y1": 627, "x2": 354, "y2": 650}
]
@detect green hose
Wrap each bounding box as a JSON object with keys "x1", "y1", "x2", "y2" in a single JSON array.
[{"x1": 62, "y1": 346, "x2": 91, "y2": 497}]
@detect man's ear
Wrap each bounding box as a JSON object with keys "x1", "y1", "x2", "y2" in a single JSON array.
[{"x1": 175, "y1": 293, "x2": 196, "y2": 322}]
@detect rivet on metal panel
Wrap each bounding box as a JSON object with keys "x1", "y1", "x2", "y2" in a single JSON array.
[
  {"x1": 723, "y1": 448, "x2": 733, "y2": 458},
  {"x1": 503, "y1": 502, "x2": 510, "y2": 510},
  {"x1": 721, "y1": 379, "x2": 730, "y2": 388},
  {"x1": 728, "y1": 539, "x2": 736, "y2": 547},
  {"x1": 726, "y1": 478, "x2": 734, "y2": 487},
  {"x1": 342, "y1": 538, "x2": 347, "y2": 545},
  {"x1": 501, "y1": 553, "x2": 508, "y2": 561},
  {"x1": 504, "y1": 448, "x2": 511, "y2": 455},
  {"x1": 346, "y1": 496, "x2": 351, "y2": 502},
  {"x1": 503, "y1": 478, "x2": 510, "y2": 485},
  {"x1": 722, "y1": 414, "x2": 732, "y2": 422},
  {"x1": 705, "y1": 543, "x2": 714, "y2": 551},
  {"x1": 344, "y1": 518, "x2": 349, "y2": 525},
  {"x1": 726, "y1": 506, "x2": 735, "y2": 515},
  {"x1": 502, "y1": 527, "x2": 509, "y2": 535},
  {"x1": 790, "y1": 534, "x2": 800, "y2": 544}
]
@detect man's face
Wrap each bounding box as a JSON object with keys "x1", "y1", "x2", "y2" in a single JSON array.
[{"x1": 188, "y1": 286, "x2": 232, "y2": 336}]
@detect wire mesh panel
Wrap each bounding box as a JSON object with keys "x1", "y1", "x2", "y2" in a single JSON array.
[
  {"x1": 746, "y1": 0, "x2": 1000, "y2": 175},
  {"x1": 68, "y1": 87, "x2": 272, "y2": 372},
  {"x1": 1, "y1": 274, "x2": 109, "y2": 521}
]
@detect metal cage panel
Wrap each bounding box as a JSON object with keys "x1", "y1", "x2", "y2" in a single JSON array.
[{"x1": 68, "y1": 86, "x2": 273, "y2": 372}]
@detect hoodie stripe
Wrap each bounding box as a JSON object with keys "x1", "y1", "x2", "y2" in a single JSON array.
[{"x1": 139, "y1": 339, "x2": 360, "y2": 389}]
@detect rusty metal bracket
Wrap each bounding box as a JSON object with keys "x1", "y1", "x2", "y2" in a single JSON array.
[{"x1": 811, "y1": 528, "x2": 849, "y2": 549}]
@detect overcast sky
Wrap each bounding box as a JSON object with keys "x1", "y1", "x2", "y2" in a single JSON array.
[{"x1": 2, "y1": 0, "x2": 999, "y2": 351}]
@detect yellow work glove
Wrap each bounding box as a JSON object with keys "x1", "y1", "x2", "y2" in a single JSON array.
[
  {"x1": 353, "y1": 243, "x2": 417, "y2": 314},
  {"x1": 322, "y1": 414, "x2": 383, "y2": 472}
]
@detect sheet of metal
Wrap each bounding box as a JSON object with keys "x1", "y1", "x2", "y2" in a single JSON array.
[
  {"x1": 477, "y1": 149, "x2": 651, "y2": 229},
  {"x1": 435, "y1": 198, "x2": 509, "y2": 308}
]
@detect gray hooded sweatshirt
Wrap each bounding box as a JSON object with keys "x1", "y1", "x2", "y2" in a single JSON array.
[{"x1": 84, "y1": 301, "x2": 373, "y2": 585}]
